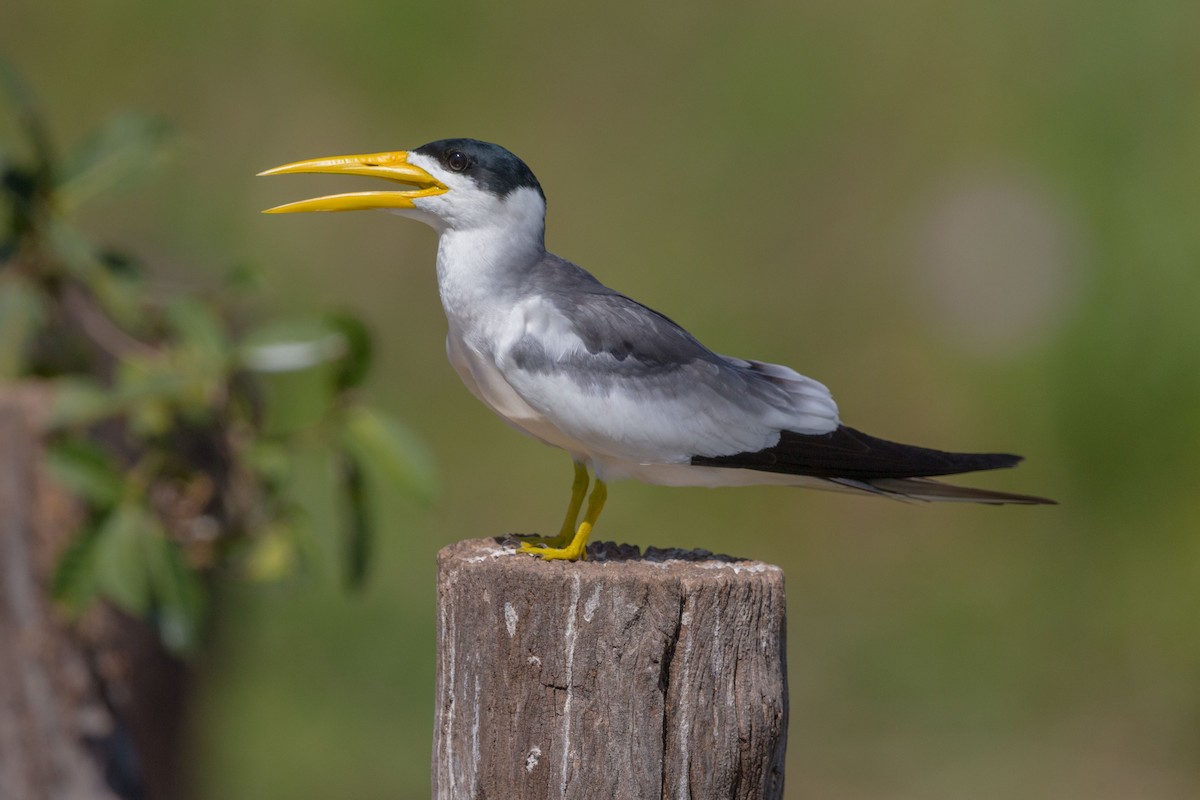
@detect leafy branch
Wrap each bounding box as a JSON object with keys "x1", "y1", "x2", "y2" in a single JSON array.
[{"x1": 0, "y1": 63, "x2": 433, "y2": 654}]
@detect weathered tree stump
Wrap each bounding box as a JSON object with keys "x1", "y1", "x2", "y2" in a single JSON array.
[
  {"x1": 0, "y1": 386, "x2": 115, "y2": 800},
  {"x1": 0, "y1": 387, "x2": 189, "y2": 800},
  {"x1": 433, "y1": 537, "x2": 788, "y2": 800}
]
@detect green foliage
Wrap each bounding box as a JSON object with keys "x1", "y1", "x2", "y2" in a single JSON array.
[
  {"x1": 44, "y1": 440, "x2": 124, "y2": 507},
  {"x1": 340, "y1": 405, "x2": 436, "y2": 502},
  {"x1": 57, "y1": 112, "x2": 173, "y2": 211},
  {"x1": 1, "y1": 64, "x2": 433, "y2": 655}
]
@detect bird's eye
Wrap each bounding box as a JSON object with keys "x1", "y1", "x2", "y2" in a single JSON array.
[{"x1": 447, "y1": 151, "x2": 469, "y2": 172}]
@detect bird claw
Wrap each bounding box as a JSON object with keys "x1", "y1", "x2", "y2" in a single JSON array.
[
  {"x1": 517, "y1": 539, "x2": 587, "y2": 562},
  {"x1": 510, "y1": 531, "x2": 567, "y2": 546}
]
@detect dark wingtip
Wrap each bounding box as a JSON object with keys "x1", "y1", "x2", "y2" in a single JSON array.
[
  {"x1": 988, "y1": 488, "x2": 1057, "y2": 505},
  {"x1": 983, "y1": 453, "x2": 1024, "y2": 470},
  {"x1": 866, "y1": 477, "x2": 1057, "y2": 505}
]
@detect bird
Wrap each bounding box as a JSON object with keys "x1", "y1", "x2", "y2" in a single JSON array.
[{"x1": 259, "y1": 138, "x2": 1053, "y2": 561}]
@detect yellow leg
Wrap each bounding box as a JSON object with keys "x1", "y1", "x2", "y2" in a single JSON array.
[
  {"x1": 514, "y1": 461, "x2": 588, "y2": 547},
  {"x1": 520, "y1": 479, "x2": 607, "y2": 562},
  {"x1": 556, "y1": 461, "x2": 590, "y2": 542}
]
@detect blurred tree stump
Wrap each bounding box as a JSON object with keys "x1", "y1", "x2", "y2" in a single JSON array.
[
  {"x1": 433, "y1": 537, "x2": 788, "y2": 800},
  {"x1": 0, "y1": 386, "x2": 188, "y2": 800}
]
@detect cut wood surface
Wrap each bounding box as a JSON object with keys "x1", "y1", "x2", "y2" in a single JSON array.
[{"x1": 433, "y1": 537, "x2": 788, "y2": 800}]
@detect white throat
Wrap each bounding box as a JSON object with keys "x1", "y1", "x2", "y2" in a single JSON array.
[{"x1": 430, "y1": 186, "x2": 547, "y2": 328}]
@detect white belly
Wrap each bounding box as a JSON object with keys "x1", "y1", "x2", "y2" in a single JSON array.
[{"x1": 445, "y1": 329, "x2": 587, "y2": 458}]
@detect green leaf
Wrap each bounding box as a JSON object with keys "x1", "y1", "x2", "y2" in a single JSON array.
[
  {"x1": 239, "y1": 317, "x2": 348, "y2": 373},
  {"x1": 167, "y1": 296, "x2": 228, "y2": 364},
  {"x1": 240, "y1": 318, "x2": 347, "y2": 434},
  {"x1": 44, "y1": 440, "x2": 123, "y2": 508},
  {"x1": 89, "y1": 500, "x2": 205, "y2": 654},
  {"x1": 52, "y1": 523, "x2": 103, "y2": 614},
  {"x1": 144, "y1": 533, "x2": 205, "y2": 655},
  {"x1": 245, "y1": 440, "x2": 293, "y2": 488},
  {"x1": 92, "y1": 503, "x2": 156, "y2": 616},
  {"x1": 113, "y1": 357, "x2": 190, "y2": 435},
  {"x1": 338, "y1": 449, "x2": 371, "y2": 590},
  {"x1": 51, "y1": 365, "x2": 191, "y2": 434},
  {"x1": 327, "y1": 312, "x2": 373, "y2": 391},
  {"x1": 57, "y1": 112, "x2": 172, "y2": 210},
  {"x1": 45, "y1": 219, "x2": 145, "y2": 326},
  {"x1": 339, "y1": 404, "x2": 436, "y2": 502},
  {"x1": 242, "y1": 524, "x2": 299, "y2": 583},
  {"x1": 277, "y1": 510, "x2": 325, "y2": 581},
  {"x1": 0, "y1": 273, "x2": 45, "y2": 379},
  {"x1": 0, "y1": 58, "x2": 55, "y2": 181},
  {"x1": 41, "y1": 216, "x2": 104, "y2": 277},
  {"x1": 165, "y1": 297, "x2": 230, "y2": 415},
  {"x1": 49, "y1": 376, "x2": 121, "y2": 428},
  {"x1": 128, "y1": 395, "x2": 173, "y2": 437}
]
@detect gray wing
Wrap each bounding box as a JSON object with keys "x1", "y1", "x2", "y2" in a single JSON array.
[{"x1": 496, "y1": 254, "x2": 839, "y2": 464}]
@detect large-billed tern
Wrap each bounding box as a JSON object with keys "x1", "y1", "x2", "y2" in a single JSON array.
[{"x1": 260, "y1": 139, "x2": 1053, "y2": 561}]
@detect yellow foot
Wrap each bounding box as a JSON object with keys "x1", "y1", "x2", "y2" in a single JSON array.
[
  {"x1": 518, "y1": 538, "x2": 588, "y2": 561},
  {"x1": 516, "y1": 475, "x2": 606, "y2": 564}
]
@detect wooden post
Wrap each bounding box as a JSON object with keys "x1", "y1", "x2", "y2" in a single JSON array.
[{"x1": 433, "y1": 537, "x2": 788, "y2": 800}]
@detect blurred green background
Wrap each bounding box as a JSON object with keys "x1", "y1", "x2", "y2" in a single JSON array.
[{"x1": 4, "y1": 0, "x2": 1199, "y2": 797}]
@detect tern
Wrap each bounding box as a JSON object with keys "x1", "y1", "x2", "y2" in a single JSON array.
[{"x1": 260, "y1": 139, "x2": 1053, "y2": 561}]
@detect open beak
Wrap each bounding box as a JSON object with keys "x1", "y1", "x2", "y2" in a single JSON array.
[{"x1": 257, "y1": 150, "x2": 448, "y2": 213}]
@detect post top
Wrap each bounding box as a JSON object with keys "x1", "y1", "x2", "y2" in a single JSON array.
[{"x1": 437, "y1": 537, "x2": 784, "y2": 583}]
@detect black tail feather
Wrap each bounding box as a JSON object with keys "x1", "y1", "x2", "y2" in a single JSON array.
[{"x1": 692, "y1": 425, "x2": 1024, "y2": 480}]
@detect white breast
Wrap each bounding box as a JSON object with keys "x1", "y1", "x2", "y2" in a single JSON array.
[{"x1": 445, "y1": 324, "x2": 588, "y2": 457}]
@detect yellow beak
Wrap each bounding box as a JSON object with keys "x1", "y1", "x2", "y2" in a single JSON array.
[{"x1": 257, "y1": 150, "x2": 448, "y2": 213}]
